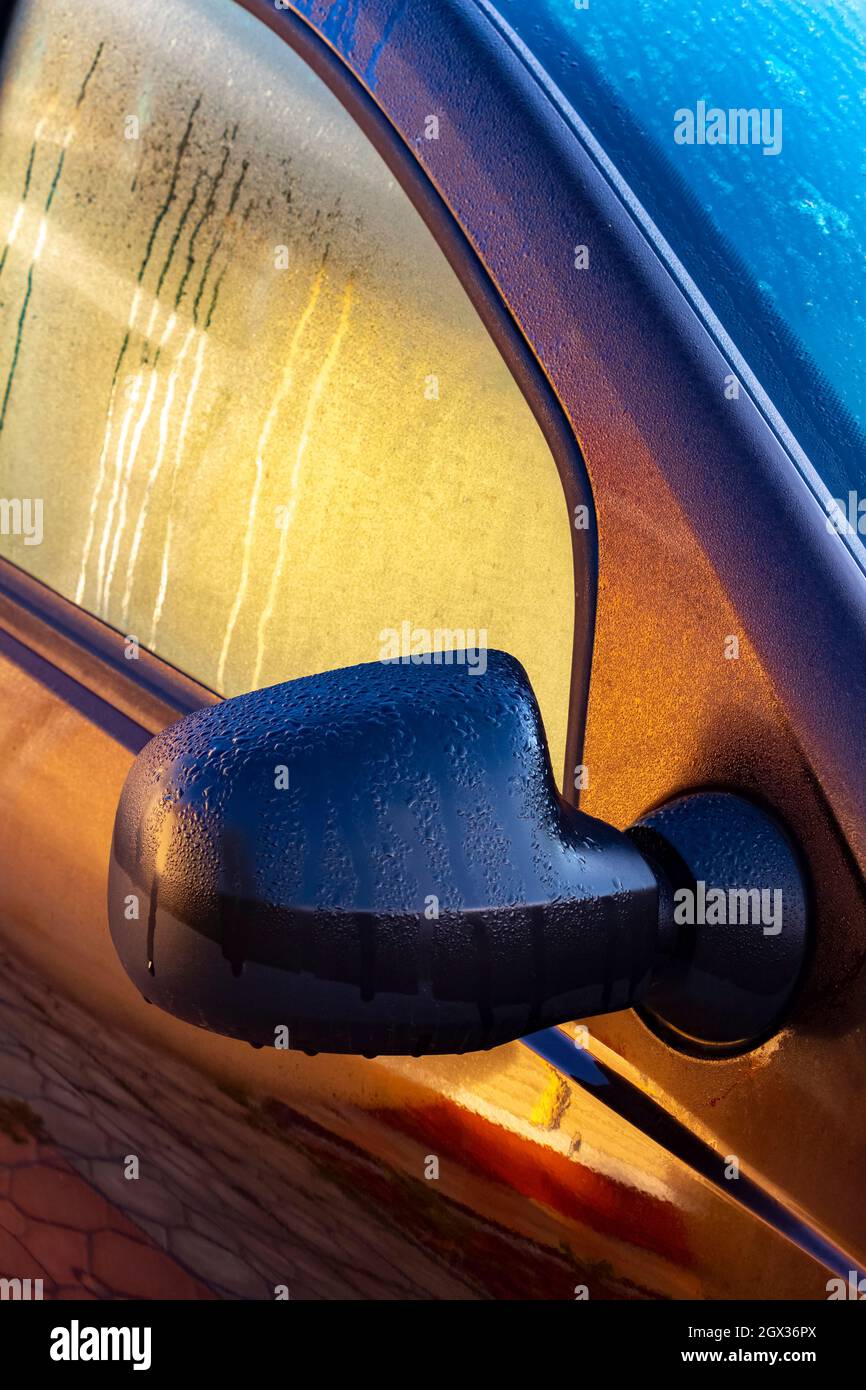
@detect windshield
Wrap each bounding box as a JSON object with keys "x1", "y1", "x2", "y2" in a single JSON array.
[{"x1": 492, "y1": 0, "x2": 866, "y2": 508}]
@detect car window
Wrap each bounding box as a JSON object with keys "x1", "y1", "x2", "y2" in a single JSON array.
[
  {"x1": 495, "y1": 0, "x2": 866, "y2": 506},
  {"x1": 0, "y1": 0, "x2": 574, "y2": 775}
]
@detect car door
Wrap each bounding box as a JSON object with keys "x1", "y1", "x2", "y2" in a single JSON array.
[
  {"x1": 0, "y1": 0, "x2": 860, "y2": 1302},
  {"x1": 330, "y1": 0, "x2": 866, "y2": 1278}
]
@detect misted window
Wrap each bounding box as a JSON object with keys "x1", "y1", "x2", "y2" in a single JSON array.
[{"x1": 0, "y1": 0, "x2": 575, "y2": 775}]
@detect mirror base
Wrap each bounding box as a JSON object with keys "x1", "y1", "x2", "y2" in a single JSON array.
[{"x1": 628, "y1": 791, "x2": 810, "y2": 1053}]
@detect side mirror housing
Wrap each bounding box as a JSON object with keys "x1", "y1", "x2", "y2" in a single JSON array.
[
  {"x1": 108, "y1": 651, "x2": 808, "y2": 1055},
  {"x1": 108, "y1": 652, "x2": 658, "y2": 1054}
]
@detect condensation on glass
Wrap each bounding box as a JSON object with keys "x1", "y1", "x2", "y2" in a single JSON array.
[{"x1": 0, "y1": 0, "x2": 574, "y2": 775}]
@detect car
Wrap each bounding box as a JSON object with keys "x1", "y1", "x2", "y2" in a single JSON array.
[{"x1": 0, "y1": 0, "x2": 864, "y2": 1310}]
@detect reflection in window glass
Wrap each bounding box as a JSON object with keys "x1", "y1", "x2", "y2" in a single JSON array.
[{"x1": 0, "y1": 0, "x2": 574, "y2": 774}]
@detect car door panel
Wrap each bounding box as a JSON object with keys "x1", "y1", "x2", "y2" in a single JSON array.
[{"x1": 247, "y1": 0, "x2": 866, "y2": 1265}]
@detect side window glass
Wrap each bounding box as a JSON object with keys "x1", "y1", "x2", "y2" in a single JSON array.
[{"x1": 0, "y1": 0, "x2": 575, "y2": 775}]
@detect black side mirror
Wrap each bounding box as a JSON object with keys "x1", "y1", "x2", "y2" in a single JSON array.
[{"x1": 108, "y1": 650, "x2": 808, "y2": 1055}]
